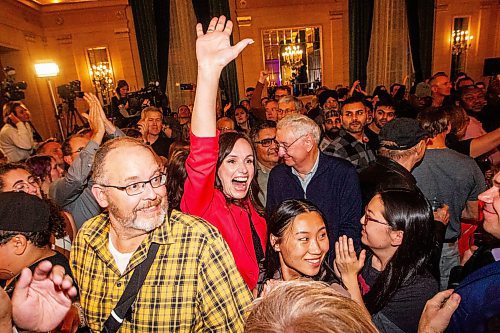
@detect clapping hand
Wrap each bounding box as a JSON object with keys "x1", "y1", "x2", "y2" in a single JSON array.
[
  {"x1": 83, "y1": 93, "x2": 106, "y2": 140},
  {"x1": 334, "y1": 236, "x2": 366, "y2": 281}
]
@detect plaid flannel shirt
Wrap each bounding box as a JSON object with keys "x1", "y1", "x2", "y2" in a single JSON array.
[
  {"x1": 320, "y1": 129, "x2": 376, "y2": 171},
  {"x1": 71, "y1": 209, "x2": 252, "y2": 332}
]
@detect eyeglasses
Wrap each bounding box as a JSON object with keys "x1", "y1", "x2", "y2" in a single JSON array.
[
  {"x1": 276, "y1": 135, "x2": 306, "y2": 153},
  {"x1": 99, "y1": 173, "x2": 167, "y2": 196},
  {"x1": 13, "y1": 176, "x2": 40, "y2": 193},
  {"x1": 70, "y1": 147, "x2": 85, "y2": 155},
  {"x1": 254, "y1": 137, "x2": 278, "y2": 147},
  {"x1": 362, "y1": 212, "x2": 390, "y2": 227}
]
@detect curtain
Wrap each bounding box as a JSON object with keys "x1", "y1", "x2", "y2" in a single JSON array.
[
  {"x1": 406, "y1": 0, "x2": 435, "y2": 83},
  {"x1": 366, "y1": 0, "x2": 413, "y2": 93},
  {"x1": 349, "y1": 0, "x2": 375, "y2": 89},
  {"x1": 167, "y1": 0, "x2": 198, "y2": 111},
  {"x1": 191, "y1": 0, "x2": 240, "y2": 106},
  {"x1": 154, "y1": 0, "x2": 170, "y2": 93},
  {"x1": 129, "y1": 0, "x2": 170, "y2": 93}
]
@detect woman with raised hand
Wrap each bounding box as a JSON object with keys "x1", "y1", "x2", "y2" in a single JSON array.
[
  {"x1": 335, "y1": 189, "x2": 438, "y2": 333},
  {"x1": 180, "y1": 16, "x2": 267, "y2": 291}
]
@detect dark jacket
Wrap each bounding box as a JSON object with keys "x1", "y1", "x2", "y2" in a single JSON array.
[
  {"x1": 359, "y1": 156, "x2": 418, "y2": 207},
  {"x1": 447, "y1": 260, "x2": 500, "y2": 333},
  {"x1": 266, "y1": 152, "x2": 362, "y2": 256}
]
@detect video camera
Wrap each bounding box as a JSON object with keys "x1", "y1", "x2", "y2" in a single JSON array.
[
  {"x1": 126, "y1": 81, "x2": 164, "y2": 116},
  {"x1": 1, "y1": 67, "x2": 27, "y2": 101},
  {"x1": 57, "y1": 80, "x2": 84, "y2": 101}
]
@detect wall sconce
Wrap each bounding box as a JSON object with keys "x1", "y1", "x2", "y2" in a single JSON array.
[
  {"x1": 34, "y1": 62, "x2": 66, "y2": 139},
  {"x1": 451, "y1": 29, "x2": 473, "y2": 55}
]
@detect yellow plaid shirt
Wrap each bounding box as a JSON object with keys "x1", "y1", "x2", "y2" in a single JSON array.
[{"x1": 70, "y1": 209, "x2": 252, "y2": 332}]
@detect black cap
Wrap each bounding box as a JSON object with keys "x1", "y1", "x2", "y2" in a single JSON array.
[
  {"x1": 379, "y1": 118, "x2": 428, "y2": 150},
  {"x1": 0, "y1": 192, "x2": 50, "y2": 232}
]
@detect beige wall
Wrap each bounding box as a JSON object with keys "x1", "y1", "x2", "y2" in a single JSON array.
[
  {"x1": 434, "y1": 0, "x2": 500, "y2": 81},
  {"x1": 230, "y1": 0, "x2": 350, "y2": 98},
  {"x1": 2, "y1": 0, "x2": 498, "y2": 139},
  {"x1": 0, "y1": 0, "x2": 142, "y2": 139}
]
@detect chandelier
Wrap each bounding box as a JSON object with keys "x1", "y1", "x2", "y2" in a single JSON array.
[
  {"x1": 451, "y1": 30, "x2": 473, "y2": 55},
  {"x1": 89, "y1": 62, "x2": 114, "y2": 105},
  {"x1": 281, "y1": 45, "x2": 303, "y2": 66}
]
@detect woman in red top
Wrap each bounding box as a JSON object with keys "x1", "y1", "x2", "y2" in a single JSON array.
[{"x1": 180, "y1": 16, "x2": 267, "y2": 291}]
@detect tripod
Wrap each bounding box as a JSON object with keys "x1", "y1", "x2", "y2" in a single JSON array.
[{"x1": 57, "y1": 99, "x2": 87, "y2": 139}]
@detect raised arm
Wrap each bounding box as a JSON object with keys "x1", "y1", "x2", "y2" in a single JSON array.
[
  {"x1": 469, "y1": 127, "x2": 500, "y2": 158},
  {"x1": 181, "y1": 16, "x2": 253, "y2": 215},
  {"x1": 191, "y1": 16, "x2": 253, "y2": 137}
]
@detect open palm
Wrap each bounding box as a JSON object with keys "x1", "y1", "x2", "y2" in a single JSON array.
[
  {"x1": 196, "y1": 16, "x2": 253, "y2": 69},
  {"x1": 11, "y1": 261, "x2": 77, "y2": 332}
]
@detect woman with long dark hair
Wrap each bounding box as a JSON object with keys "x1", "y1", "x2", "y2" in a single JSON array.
[
  {"x1": 258, "y1": 199, "x2": 341, "y2": 296},
  {"x1": 180, "y1": 16, "x2": 266, "y2": 292},
  {"x1": 335, "y1": 189, "x2": 438, "y2": 333},
  {"x1": 111, "y1": 79, "x2": 132, "y2": 127}
]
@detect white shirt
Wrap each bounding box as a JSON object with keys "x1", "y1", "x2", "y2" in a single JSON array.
[
  {"x1": 108, "y1": 237, "x2": 134, "y2": 274},
  {"x1": 0, "y1": 122, "x2": 35, "y2": 162}
]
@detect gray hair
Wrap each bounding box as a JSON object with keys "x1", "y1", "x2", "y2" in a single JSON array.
[
  {"x1": 277, "y1": 114, "x2": 321, "y2": 144},
  {"x1": 140, "y1": 106, "x2": 163, "y2": 121},
  {"x1": 245, "y1": 280, "x2": 379, "y2": 333},
  {"x1": 278, "y1": 95, "x2": 302, "y2": 112}
]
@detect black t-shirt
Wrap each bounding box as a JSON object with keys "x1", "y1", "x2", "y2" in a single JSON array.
[
  {"x1": 150, "y1": 132, "x2": 174, "y2": 159},
  {"x1": 446, "y1": 134, "x2": 472, "y2": 156},
  {"x1": 361, "y1": 254, "x2": 438, "y2": 333},
  {"x1": 3, "y1": 251, "x2": 73, "y2": 298}
]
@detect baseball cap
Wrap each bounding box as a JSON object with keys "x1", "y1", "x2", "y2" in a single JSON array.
[
  {"x1": 414, "y1": 82, "x2": 432, "y2": 98},
  {"x1": 0, "y1": 192, "x2": 50, "y2": 232},
  {"x1": 379, "y1": 118, "x2": 428, "y2": 150}
]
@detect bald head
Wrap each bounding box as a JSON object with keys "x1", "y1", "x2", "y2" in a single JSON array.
[{"x1": 91, "y1": 137, "x2": 157, "y2": 184}]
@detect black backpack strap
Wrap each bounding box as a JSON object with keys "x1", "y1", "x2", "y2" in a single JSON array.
[{"x1": 101, "y1": 242, "x2": 160, "y2": 333}]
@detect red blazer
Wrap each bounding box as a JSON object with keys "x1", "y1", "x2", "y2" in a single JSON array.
[{"x1": 181, "y1": 132, "x2": 267, "y2": 290}]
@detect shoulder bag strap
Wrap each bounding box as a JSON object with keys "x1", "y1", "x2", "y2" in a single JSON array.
[{"x1": 101, "y1": 242, "x2": 160, "y2": 333}]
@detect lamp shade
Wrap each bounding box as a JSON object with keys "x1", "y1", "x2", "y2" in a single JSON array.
[{"x1": 35, "y1": 63, "x2": 59, "y2": 77}]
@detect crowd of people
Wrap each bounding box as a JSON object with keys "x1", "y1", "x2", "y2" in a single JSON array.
[{"x1": 0, "y1": 15, "x2": 499, "y2": 333}]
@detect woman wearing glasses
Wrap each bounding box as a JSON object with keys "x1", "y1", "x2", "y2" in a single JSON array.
[
  {"x1": 180, "y1": 16, "x2": 267, "y2": 292},
  {"x1": 335, "y1": 189, "x2": 438, "y2": 333},
  {"x1": 0, "y1": 163, "x2": 76, "y2": 256}
]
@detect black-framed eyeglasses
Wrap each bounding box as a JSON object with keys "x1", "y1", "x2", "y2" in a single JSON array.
[
  {"x1": 362, "y1": 212, "x2": 390, "y2": 227},
  {"x1": 254, "y1": 137, "x2": 278, "y2": 147},
  {"x1": 276, "y1": 135, "x2": 306, "y2": 153},
  {"x1": 13, "y1": 176, "x2": 40, "y2": 193},
  {"x1": 98, "y1": 173, "x2": 167, "y2": 196}
]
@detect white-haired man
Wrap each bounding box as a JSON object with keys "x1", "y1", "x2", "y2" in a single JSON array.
[{"x1": 266, "y1": 114, "x2": 363, "y2": 255}]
